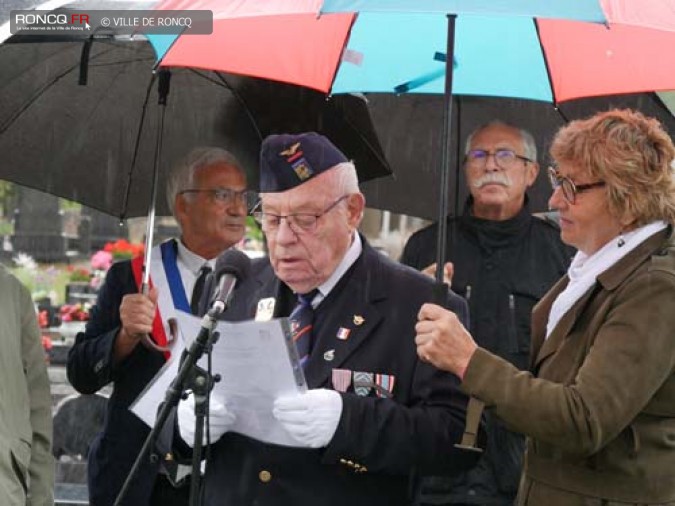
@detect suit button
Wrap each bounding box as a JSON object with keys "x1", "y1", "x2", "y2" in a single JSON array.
[{"x1": 259, "y1": 470, "x2": 272, "y2": 483}]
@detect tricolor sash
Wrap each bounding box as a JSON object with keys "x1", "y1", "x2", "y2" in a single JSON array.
[{"x1": 131, "y1": 239, "x2": 191, "y2": 359}]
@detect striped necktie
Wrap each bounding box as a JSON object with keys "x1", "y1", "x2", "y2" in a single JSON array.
[{"x1": 290, "y1": 289, "x2": 319, "y2": 367}]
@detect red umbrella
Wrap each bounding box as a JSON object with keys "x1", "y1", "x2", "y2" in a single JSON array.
[
  {"x1": 539, "y1": 19, "x2": 675, "y2": 102},
  {"x1": 151, "y1": 0, "x2": 354, "y2": 92}
]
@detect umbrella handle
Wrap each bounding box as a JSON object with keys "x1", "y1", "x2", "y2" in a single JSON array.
[
  {"x1": 138, "y1": 281, "x2": 173, "y2": 354},
  {"x1": 140, "y1": 334, "x2": 172, "y2": 354}
]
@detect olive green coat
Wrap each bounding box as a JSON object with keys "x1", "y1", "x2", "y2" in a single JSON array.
[
  {"x1": 0, "y1": 267, "x2": 54, "y2": 506},
  {"x1": 463, "y1": 229, "x2": 675, "y2": 505}
]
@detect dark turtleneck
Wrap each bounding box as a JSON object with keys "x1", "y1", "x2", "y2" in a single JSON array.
[{"x1": 458, "y1": 196, "x2": 533, "y2": 254}]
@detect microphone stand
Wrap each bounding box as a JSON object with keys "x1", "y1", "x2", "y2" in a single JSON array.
[
  {"x1": 186, "y1": 338, "x2": 221, "y2": 504},
  {"x1": 114, "y1": 304, "x2": 224, "y2": 506}
]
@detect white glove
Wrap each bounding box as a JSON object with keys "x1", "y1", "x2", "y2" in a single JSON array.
[
  {"x1": 177, "y1": 395, "x2": 235, "y2": 447},
  {"x1": 272, "y1": 389, "x2": 343, "y2": 448}
]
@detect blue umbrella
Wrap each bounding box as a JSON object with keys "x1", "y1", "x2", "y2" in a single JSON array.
[
  {"x1": 319, "y1": 0, "x2": 675, "y2": 284},
  {"x1": 323, "y1": 1, "x2": 605, "y2": 99}
]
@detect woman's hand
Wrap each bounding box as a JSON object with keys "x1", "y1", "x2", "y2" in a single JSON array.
[{"x1": 415, "y1": 302, "x2": 478, "y2": 379}]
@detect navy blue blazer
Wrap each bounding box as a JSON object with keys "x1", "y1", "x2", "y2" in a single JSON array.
[
  {"x1": 67, "y1": 261, "x2": 166, "y2": 506},
  {"x1": 200, "y1": 239, "x2": 479, "y2": 506}
]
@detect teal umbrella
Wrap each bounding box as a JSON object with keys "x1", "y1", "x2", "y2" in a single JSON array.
[{"x1": 318, "y1": 0, "x2": 675, "y2": 283}]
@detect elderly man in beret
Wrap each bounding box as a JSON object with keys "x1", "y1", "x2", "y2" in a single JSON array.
[{"x1": 178, "y1": 132, "x2": 480, "y2": 506}]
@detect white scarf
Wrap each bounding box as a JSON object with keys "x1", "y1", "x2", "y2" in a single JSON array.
[{"x1": 546, "y1": 221, "x2": 668, "y2": 338}]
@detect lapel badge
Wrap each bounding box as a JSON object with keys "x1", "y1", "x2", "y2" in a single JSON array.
[
  {"x1": 336, "y1": 327, "x2": 351, "y2": 341},
  {"x1": 323, "y1": 349, "x2": 335, "y2": 362},
  {"x1": 332, "y1": 368, "x2": 352, "y2": 392},
  {"x1": 353, "y1": 315, "x2": 365, "y2": 326},
  {"x1": 255, "y1": 297, "x2": 276, "y2": 322}
]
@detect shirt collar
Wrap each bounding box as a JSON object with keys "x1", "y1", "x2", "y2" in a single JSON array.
[
  {"x1": 312, "y1": 232, "x2": 362, "y2": 307},
  {"x1": 176, "y1": 239, "x2": 215, "y2": 275}
]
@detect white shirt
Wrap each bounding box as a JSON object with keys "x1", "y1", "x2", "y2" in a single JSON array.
[
  {"x1": 310, "y1": 232, "x2": 363, "y2": 308},
  {"x1": 175, "y1": 239, "x2": 217, "y2": 301}
]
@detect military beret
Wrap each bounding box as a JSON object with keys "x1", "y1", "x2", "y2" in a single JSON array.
[{"x1": 259, "y1": 132, "x2": 348, "y2": 192}]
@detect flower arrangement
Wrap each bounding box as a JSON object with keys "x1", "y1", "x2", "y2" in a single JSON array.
[
  {"x1": 103, "y1": 239, "x2": 144, "y2": 261},
  {"x1": 86, "y1": 239, "x2": 143, "y2": 290},
  {"x1": 91, "y1": 250, "x2": 113, "y2": 271},
  {"x1": 68, "y1": 266, "x2": 92, "y2": 282},
  {"x1": 59, "y1": 303, "x2": 90, "y2": 322}
]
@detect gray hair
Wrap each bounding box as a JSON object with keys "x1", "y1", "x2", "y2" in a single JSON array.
[
  {"x1": 165, "y1": 147, "x2": 244, "y2": 216},
  {"x1": 330, "y1": 161, "x2": 360, "y2": 195},
  {"x1": 464, "y1": 121, "x2": 538, "y2": 162}
]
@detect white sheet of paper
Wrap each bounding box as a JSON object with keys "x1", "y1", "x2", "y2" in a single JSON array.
[{"x1": 130, "y1": 313, "x2": 307, "y2": 447}]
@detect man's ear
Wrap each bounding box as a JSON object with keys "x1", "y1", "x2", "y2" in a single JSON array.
[
  {"x1": 174, "y1": 194, "x2": 187, "y2": 224},
  {"x1": 526, "y1": 162, "x2": 540, "y2": 187},
  {"x1": 346, "y1": 192, "x2": 366, "y2": 228}
]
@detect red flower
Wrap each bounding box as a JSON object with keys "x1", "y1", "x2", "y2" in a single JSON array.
[
  {"x1": 38, "y1": 310, "x2": 49, "y2": 328},
  {"x1": 59, "y1": 303, "x2": 90, "y2": 322},
  {"x1": 103, "y1": 239, "x2": 145, "y2": 260},
  {"x1": 42, "y1": 335, "x2": 53, "y2": 350}
]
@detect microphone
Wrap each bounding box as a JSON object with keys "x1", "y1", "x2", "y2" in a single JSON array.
[{"x1": 208, "y1": 249, "x2": 251, "y2": 315}]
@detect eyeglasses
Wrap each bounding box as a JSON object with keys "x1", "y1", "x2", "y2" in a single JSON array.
[
  {"x1": 465, "y1": 149, "x2": 533, "y2": 169},
  {"x1": 547, "y1": 167, "x2": 606, "y2": 204},
  {"x1": 179, "y1": 188, "x2": 259, "y2": 211},
  {"x1": 253, "y1": 195, "x2": 349, "y2": 234}
]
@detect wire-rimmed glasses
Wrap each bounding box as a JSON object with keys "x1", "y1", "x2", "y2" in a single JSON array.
[
  {"x1": 465, "y1": 149, "x2": 533, "y2": 169},
  {"x1": 253, "y1": 195, "x2": 349, "y2": 234}
]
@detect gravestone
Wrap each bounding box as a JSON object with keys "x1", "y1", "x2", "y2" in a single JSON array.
[
  {"x1": 53, "y1": 393, "x2": 107, "y2": 506},
  {"x1": 53, "y1": 393, "x2": 107, "y2": 460},
  {"x1": 11, "y1": 188, "x2": 78, "y2": 262},
  {"x1": 80, "y1": 207, "x2": 128, "y2": 254}
]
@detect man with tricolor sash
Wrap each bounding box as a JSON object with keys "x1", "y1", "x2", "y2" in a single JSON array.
[{"x1": 66, "y1": 147, "x2": 253, "y2": 506}]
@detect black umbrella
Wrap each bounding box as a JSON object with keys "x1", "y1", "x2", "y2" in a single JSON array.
[
  {"x1": 361, "y1": 93, "x2": 675, "y2": 220},
  {"x1": 0, "y1": 35, "x2": 391, "y2": 219}
]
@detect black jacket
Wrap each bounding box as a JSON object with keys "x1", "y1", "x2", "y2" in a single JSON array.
[
  {"x1": 66, "y1": 261, "x2": 166, "y2": 506},
  {"x1": 401, "y1": 201, "x2": 573, "y2": 505},
  {"x1": 199, "y1": 238, "x2": 481, "y2": 506}
]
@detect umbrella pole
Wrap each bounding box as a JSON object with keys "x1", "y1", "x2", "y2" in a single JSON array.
[
  {"x1": 140, "y1": 70, "x2": 171, "y2": 290},
  {"x1": 439, "y1": 17, "x2": 486, "y2": 463},
  {"x1": 145, "y1": 68, "x2": 204, "y2": 506},
  {"x1": 114, "y1": 70, "x2": 172, "y2": 506},
  {"x1": 433, "y1": 14, "x2": 457, "y2": 292}
]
